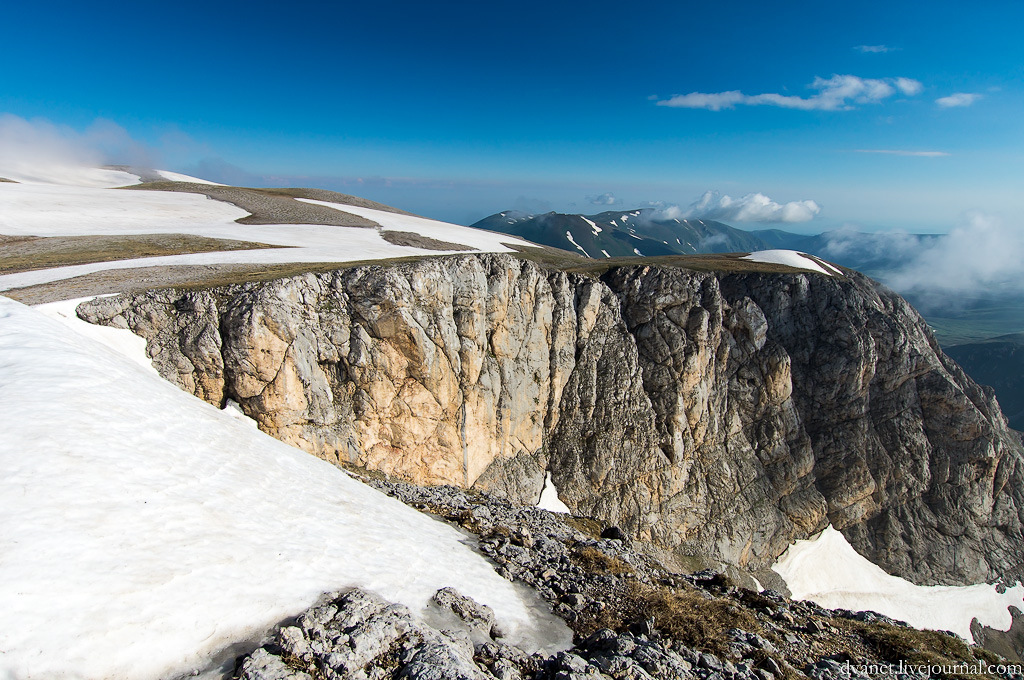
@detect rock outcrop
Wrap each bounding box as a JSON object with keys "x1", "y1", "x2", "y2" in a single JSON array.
[
  {"x1": 78, "y1": 254, "x2": 1024, "y2": 586},
  {"x1": 235, "y1": 477, "x2": 1023, "y2": 678}
]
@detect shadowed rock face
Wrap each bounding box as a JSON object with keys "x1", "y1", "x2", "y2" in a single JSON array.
[{"x1": 78, "y1": 254, "x2": 1024, "y2": 586}]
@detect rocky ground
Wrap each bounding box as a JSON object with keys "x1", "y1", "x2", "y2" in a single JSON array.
[{"x1": 232, "y1": 471, "x2": 1022, "y2": 680}]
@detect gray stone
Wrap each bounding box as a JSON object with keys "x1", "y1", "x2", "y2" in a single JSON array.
[{"x1": 80, "y1": 255, "x2": 1024, "y2": 585}]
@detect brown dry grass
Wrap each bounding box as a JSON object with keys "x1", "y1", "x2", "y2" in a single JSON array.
[
  {"x1": 0, "y1": 233, "x2": 279, "y2": 275},
  {"x1": 837, "y1": 619, "x2": 999, "y2": 679},
  {"x1": 572, "y1": 546, "x2": 635, "y2": 575}
]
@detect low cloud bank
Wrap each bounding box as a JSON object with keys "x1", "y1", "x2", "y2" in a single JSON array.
[
  {"x1": 886, "y1": 213, "x2": 1024, "y2": 300},
  {"x1": 685, "y1": 191, "x2": 820, "y2": 223},
  {"x1": 820, "y1": 226, "x2": 928, "y2": 263}
]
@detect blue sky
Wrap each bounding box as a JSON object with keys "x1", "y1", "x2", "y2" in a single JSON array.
[{"x1": 2, "y1": 0, "x2": 1022, "y2": 231}]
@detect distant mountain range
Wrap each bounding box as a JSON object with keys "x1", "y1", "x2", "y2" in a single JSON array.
[
  {"x1": 472, "y1": 209, "x2": 940, "y2": 277},
  {"x1": 472, "y1": 210, "x2": 765, "y2": 259}
]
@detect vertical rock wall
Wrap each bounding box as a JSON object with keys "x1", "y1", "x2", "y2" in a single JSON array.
[{"x1": 78, "y1": 255, "x2": 1024, "y2": 585}]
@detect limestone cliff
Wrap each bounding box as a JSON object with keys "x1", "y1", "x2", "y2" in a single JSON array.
[{"x1": 78, "y1": 254, "x2": 1024, "y2": 586}]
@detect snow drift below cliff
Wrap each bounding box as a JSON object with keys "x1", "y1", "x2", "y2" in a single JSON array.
[
  {"x1": 773, "y1": 525, "x2": 1024, "y2": 641},
  {"x1": 0, "y1": 297, "x2": 569, "y2": 679}
]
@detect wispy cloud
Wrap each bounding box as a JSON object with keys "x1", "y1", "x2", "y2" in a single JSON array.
[
  {"x1": 656, "y1": 75, "x2": 923, "y2": 111},
  {"x1": 854, "y1": 45, "x2": 895, "y2": 53},
  {"x1": 0, "y1": 113, "x2": 156, "y2": 178},
  {"x1": 587, "y1": 192, "x2": 618, "y2": 206},
  {"x1": 854, "y1": 149, "x2": 950, "y2": 157},
  {"x1": 936, "y1": 92, "x2": 982, "y2": 108},
  {"x1": 663, "y1": 190, "x2": 821, "y2": 223}
]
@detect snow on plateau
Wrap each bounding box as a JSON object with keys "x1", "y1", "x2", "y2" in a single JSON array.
[
  {"x1": 0, "y1": 178, "x2": 534, "y2": 292},
  {"x1": 0, "y1": 296, "x2": 570, "y2": 679},
  {"x1": 155, "y1": 169, "x2": 226, "y2": 185},
  {"x1": 741, "y1": 250, "x2": 838, "y2": 276},
  {"x1": 772, "y1": 526, "x2": 1024, "y2": 641},
  {"x1": 296, "y1": 198, "x2": 533, "y2": 253}
]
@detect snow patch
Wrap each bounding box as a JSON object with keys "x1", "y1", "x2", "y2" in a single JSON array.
[
  {"x1": 772, "y1": 526, "x2": 1024, "y2": 641},
  {"x1": 298, "y1": 199, "x2": 534, "y2": 254},
  {"x1": 223, "y1": 398, "x2": 259, "y2": 427},
  {"x1": 741, "y1": 250, "x2": 836, "y2": 276},
  {"x1": 565, "y1": 230, "x2": 590, "y2": 257},
  {"x1": 156, "y1": 170, "x2": 225, "y2": 185},
  {"x1": 580, "y1": 216, "x2": 602, "y2": 235},
  {"x1": 633, "y1": 248, "x2": 643, "y2": 256},
  {"x1": 537, "y1": 473, "x2": 571, "y2": 513},
  {"x1": 35, "y1": 296, "x2": 157, "y2": 376},
  {"x1": 601, "y1": 249, "x2": 611, "y2": 258},
  {"x1": 0, "y1": 298, "x2": 570, "y2": 679}
]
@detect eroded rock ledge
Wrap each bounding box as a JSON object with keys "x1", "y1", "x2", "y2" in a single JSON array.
[{"x1": 78, "y1": 254, "x2": 1024, "y2": 585}]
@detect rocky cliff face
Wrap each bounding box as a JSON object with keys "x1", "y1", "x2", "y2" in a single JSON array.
[{"x1": 78, "y1": 254, "x2": 1024, "y2": 586}]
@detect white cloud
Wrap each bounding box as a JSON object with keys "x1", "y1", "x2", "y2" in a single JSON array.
[
  {"x1": 588, "y1": 192, "x2": 618, "y2": 206},
  {"x1": 936, "y1": 92, "x2": 982, "y2": 108},
  {"x1": 0, "y1": 113, "x2": 156, "y2": 179},
  {"x1": 854, "y1": 45, "x2": 895, "y2": 53},
  {"x1": 655, "y1": 91, "x2": 746, "y2": 111},
  {"x1": 685, "y1": 190, "x2": 821, "y2": 223},
  {"x1": 854, "y1": 149, "x2": 949, "y2": 157},
  {"x1": 894, "y1": 77, "x2": 923, "y2": 95},
  {"x1": 656, "y1": 74, "x2": 922, "y2": 111},
  {"x1": 887, "y1": 212, "x2": 1024, "y2": 297}
]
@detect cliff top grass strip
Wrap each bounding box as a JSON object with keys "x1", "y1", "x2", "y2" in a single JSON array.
[
  {"x1": 0, "y1": 233, "x2": 282, "y2": 275},
  {"x1": 120, "y1": 181, "x2": 410, "y2": 228},
  {"x1": 3, "y1": 249, "x2": 841, "y2": 306},
  {"x1": 505, "y1": 244, "x2": 839, "y2": 276}
]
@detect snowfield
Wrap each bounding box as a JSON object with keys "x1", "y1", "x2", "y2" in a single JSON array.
[
  {"x1": 0, "y1": 296, "x2": 570, "y2": 679},
  {"x1": 0, "y1": 164, "x2": 141, "y2": 188},
  {"x1": 772, "y1": 526, "x2": 1024, "y2": 641},
  {"x1": 0, "y1": 174, "x2": 534, "y2": 293}
]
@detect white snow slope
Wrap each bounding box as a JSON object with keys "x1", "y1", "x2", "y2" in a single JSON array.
[
  {"x1": 741, "y1": 249, "x2": 841, "y2": 276},
  {"x1": 0, "y1": 170, "x2": 534, "y2": 292},
  {"x1": 773, "y1": 526, "x2": 1024, "y2": 641},
  {"x1": 0, "y1": 296, "x2": 570, "y2": 679}
]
